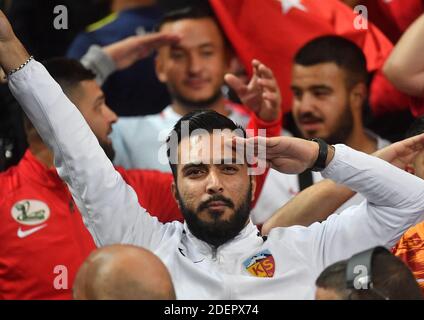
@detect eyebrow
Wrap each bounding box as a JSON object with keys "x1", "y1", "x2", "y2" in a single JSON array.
[
  {"x1": 181, "y1": 163, "x2": 208, "y2": 172},
  {"x1": 290, "y1": 85, "x2": 333, "y2": 92},
  {"x1": 308, "y1": 85, "x2": 332, "y2": 91},
  {"x1": 94, "y1": 94, "x2": 105, "y2": 105},
  {"x1": 182, "y1": 157, "x2": 243, "y2": 169},
  {"x1": 170, "y1": 42, "x2": 215, "y2": 50}
]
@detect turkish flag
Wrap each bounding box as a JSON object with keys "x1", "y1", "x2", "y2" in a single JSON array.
[
  {"x1": 363, "y1": 0, "x2": 424, "y2": 43},
  {"x1": 210, "y1": 0, "x2": 409, "y2": 116}
]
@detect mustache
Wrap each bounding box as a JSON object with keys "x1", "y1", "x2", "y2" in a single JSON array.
[
  {"x1": 298, "y1": 112, "x2": 323, "y2": 122},
  {"x1": 197, "y1": 195, "x2": 235, "y2": 212}
]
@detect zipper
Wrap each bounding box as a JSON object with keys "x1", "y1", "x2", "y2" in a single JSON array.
[{"x1": 212, "y1": 247, "x2": 218, "y2": 261}]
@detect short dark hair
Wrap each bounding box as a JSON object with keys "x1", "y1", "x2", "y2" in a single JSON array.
[
  {"x1": 294, "y1": 35, "x2": 368, "y2": 89},
  {"x1": 166, "y1": 110, "x2": 246, "y2": 179},
  {"x1": 42, "y1": 57, "x2": 96, "y2": 96},
  {"x1": 316, "y1": 248, "x2": 423, "y2": 300},
  {"x1": 155, "y1": 3, "x2": 215, "y2": 31},
  {"x1": 406, "y1": 116, "x2": 424, "y2": 138},
  {"x1": 155, "y1": 3, "x2": 231, "y2": 51}
]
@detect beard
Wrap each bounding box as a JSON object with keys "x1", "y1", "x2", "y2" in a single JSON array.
[
  {"x1": 100, "y1": 142, "x2": 115, "y2": 162},
  {"x1": 324, "y1": 104, "x2": 354, "y2": 145},
  {"x1": 176, "y1": 184, "x2": 252, "y2": 248},
  {"x1": 169, "y1": 84, "x2": 223, "y2": 110},
  {"x1": 298, "y1": 103, "x2": 354, "y2": 145}
]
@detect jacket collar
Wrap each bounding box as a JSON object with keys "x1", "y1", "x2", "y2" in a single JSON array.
[
  {"x1": 182, "y1": 219, "x2": 263, "y2": 259},
  {"x1": 18, "y1": 150, "x2": 64, "y2": 188}
]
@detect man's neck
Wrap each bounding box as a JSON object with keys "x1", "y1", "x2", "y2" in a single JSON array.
[
  {"x1": 28, "y1": 139, "x2": 54, "y2": 168},
  {"x1": 171, "y1": 97, "x2": 230, "y2": 117},
  {"x1": 345, "y1": 129, "x2": 378, "y2": 154}
]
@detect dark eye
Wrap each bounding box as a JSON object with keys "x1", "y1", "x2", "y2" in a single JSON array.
[
  {"x1": 186, "y1": 168, "x2": 205, "y2": 177},
  {"x1": 313, "y1": 90, "x2": 329, "y2": 98},
  {"x1": 170, "y1": 50, "x2": 184, "y2": 59},
  {"x1": 292, "y1": 90, "x2": 302, "y2": 100},
  {"x1": 222, "y1": 166, "x2": 238, "y2": 174},
  {"x1": 201, "y1": 50, "x2": 214, "y2": 57}
]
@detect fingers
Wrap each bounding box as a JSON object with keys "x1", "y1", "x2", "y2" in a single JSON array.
[
  {"x1": 410, "y1": 132, "x2": 424, "y2": 151},
  {"x1": 257, "y1": 78, "x2": 278, "y2": 92},
  {"x1": 252, "y1": 59, "x2": 275, "y2": 79},
  {"x1": 224, "y1": 73, "x2": 248, "y2": 95},
  {"x1": 134, "y1": 32, "x2": 180, "y2": 51},
  {"x1": 262, "y1": 92, "x2": 280, "y2": 102}
]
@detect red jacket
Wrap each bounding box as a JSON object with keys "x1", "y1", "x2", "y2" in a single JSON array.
[{"x1": 0, "y1": 150, "x2": 181, "y2": 299}]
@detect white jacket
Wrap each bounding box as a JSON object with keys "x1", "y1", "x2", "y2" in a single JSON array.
[{"x1": 9, "y1": 60, "x2": 424, "y2": 299}]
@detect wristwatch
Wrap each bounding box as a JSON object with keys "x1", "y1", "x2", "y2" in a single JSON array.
[{"x1": 310, "y1": 138, "x2": 329, "y2": 172}]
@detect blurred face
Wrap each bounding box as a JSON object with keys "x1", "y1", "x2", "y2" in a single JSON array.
[
  {"x1": 71, "y1": 80, "x2": 118, "y2": 160},
  {"x1": 156, "y1": 18, "x2": 230, "y2": 109},
  {"x1": 291, "y1": 62, "x2": 354, "y2": 144},
  {"x1": 173, "y1": 131, "x2": 255, "y2": 247}
]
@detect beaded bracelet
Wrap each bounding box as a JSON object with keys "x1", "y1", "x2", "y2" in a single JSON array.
[{"x1": 7, "y1": 55, "x2": 34, "y2": 77}]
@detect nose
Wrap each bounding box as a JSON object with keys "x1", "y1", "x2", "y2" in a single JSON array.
[
  {"x1": 295, "y1": 92, "x2": 315, "y2": 114},
  {"x1": 206, "y1": 169, "x2": 224, "y2": 195},
  {"x1": 188, "y1": 52, "x2": 202, "y2": 75}
]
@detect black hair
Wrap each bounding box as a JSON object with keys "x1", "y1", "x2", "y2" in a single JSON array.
[
  {"x1": 316, "y1": 249, "x2": 423, "y2": 300},
  {"x1": 154, "y1": 3, "x2": 231, "y2": 51},
  {"x1": 406, "y1": 116, "x2": 424, "y2": 138},
  {"x1": 42, "y1": 57, "x2": 96, "y2": 95},
  {"x1": 166, "y1": 110, "x2": 246, "y2": 179},
  {"x1": 155, "y1": 3, "x2": 216, "y2": 31},
  {"x1": 294, "y1": 35, "x2": 368, "y2": 89}
]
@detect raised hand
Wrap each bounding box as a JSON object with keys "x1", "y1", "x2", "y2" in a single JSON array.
[
  {"x1": 229, "y1": 135, "x2": 325, "y2": 174},
  {"x1": 0, "y1": 10, "x2": 30, "y2": 74},
  {"x1": 373, "y1": 132, "x2": 424, "y2": 169},
  {"x1": 224, "y1": 59, "x2": 281, "y2": 122},
  {"x1": 0, "y1": 10, "x2": 15, "y2": 43},
  {"x1": 103, "y1": 33, "x2": 180, "y2": 70}
]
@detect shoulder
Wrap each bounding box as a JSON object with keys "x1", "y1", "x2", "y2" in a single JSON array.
[{"x1": 0, "y1": 166, "x2": 21, "y2": 201}]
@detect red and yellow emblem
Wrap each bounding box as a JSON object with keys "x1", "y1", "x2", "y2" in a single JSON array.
[{"x1": 243, "y1": 249, "x2": 275, "y2": 278}]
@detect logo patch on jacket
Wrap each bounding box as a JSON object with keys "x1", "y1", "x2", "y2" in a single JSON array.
[
  {"x1": 243, "y1": 249, "x2": 275, "y2": 278},
  {"x1": 11, "y1": 200, "x2": 50, "y2": 226}
]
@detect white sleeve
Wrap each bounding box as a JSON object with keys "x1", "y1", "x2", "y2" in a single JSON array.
[
  {"x1": 8, "y1": 59, "x2": 178, "y2": 249},
  {"x1": 311, "y1": 144, "x2": 424, "y2": 270}
]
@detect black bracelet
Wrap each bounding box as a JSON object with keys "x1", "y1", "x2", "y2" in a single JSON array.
[{"x1": 310, "y1": 138, "x2": 328, "y2": 172}]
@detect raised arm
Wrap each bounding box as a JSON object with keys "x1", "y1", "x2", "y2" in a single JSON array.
[
  {"x1": 234, "y1": 134, "x2": 424, "y2": 269},
  {"x1": 383, "y1": 13, "x2": 424, "y2": 97},
  {"x1": 311, "y1": 136, "x2": 424, "y2": 269},
  {"x1": 0, "y1": 11, "x2": 176, "y2": 249},
  {"x1": 262, "y1": 136, "x2": 422, "y2": 234},
  {"x1": 261, "y1": 180, "x2": 355, "y2": 234},
  {"x1": 81, "y1": 33, "x2": 180, "y2": 85}
]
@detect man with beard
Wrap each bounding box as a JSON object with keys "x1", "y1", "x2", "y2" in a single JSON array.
[
  {"x1": 110, "y1": 5, "x2": 282, "y2": 172},
  {"x1": 0, "y1": 58, "x2": 181, "y2": 299},
  {"x1": 251, "y1": 36, "x2": 391, "y2": 225},
  {"x1": 4, "y1": 10, "x2": 424, "y2": 299}
]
